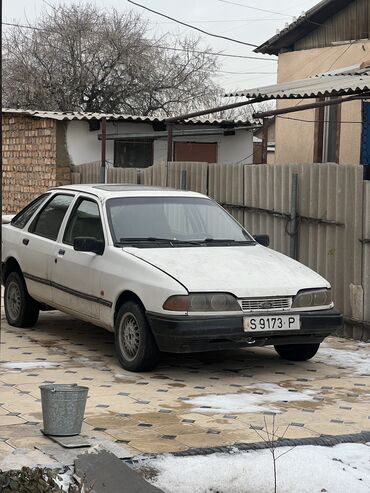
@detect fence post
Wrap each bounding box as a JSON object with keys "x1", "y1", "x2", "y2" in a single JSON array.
[
  {"x1": 180, "y1": 169, "x2": 187, "y2": 190},
  {"x1": 290, "y1": 173, "x2": 299, "y2": 260}
]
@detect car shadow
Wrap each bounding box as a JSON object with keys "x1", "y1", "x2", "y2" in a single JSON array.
[{"x1": 23, "y1": 311, "x2": 307, "y2": 379}]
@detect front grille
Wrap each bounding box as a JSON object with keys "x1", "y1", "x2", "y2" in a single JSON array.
[{"x1": 240, "y1": 297, "x2": 291, "y2": 312}]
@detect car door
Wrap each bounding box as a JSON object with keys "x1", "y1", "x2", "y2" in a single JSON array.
[
  {"x1": 51, "y1": 195, "x2": 106, "y2": 319},
  {"x1": 21, "y1": 193, "x2": 75, "y2": 303}
]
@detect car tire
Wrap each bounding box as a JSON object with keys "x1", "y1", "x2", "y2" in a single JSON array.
[
  {"x1": 274, "y1": 343, "x2": 320, "y2": 362},
  {"x1": 115, "y1": 301, "x2": 160, "y2": 372},
  {"x1": 4, "y1": 271, "x2": 40, "y2": 327}
]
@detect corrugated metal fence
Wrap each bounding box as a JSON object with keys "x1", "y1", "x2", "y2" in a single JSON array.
[{"x1": 73, "y1": 161, "x2": 369, "y2": 334}]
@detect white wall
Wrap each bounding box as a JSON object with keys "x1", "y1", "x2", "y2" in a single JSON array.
[{"x1": 65, "y1": 120, "x2": 253, "y2": 166}]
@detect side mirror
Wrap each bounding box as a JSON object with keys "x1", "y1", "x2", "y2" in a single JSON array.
[
  {"x1": 74, "y1": 237, "x2": 105, "y2": 255},
  {"x1": 254, "y1": 234, "x2": 270, "y2": 247}
]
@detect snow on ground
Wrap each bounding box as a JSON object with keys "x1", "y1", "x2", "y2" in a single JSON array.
[
  {"x1": 0, "y1": 361, "x2": 61, "y2": 370},
  {"x1": 189, "y1": 383, "x2": 315, "y2": 414},
  {"x1": 54, "y1": 467, "x2": 75, "y2": 491},
  {"x1": 317, "y1": 344, "x2": 370, "y2": 375},
  {"x1": 143, "y1": 443, "x2": 370, "y2": 493}
]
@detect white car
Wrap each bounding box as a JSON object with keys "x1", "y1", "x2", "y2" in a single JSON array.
[{"x1": 1, "y1": 184, "x2": 342, "y2": 371}]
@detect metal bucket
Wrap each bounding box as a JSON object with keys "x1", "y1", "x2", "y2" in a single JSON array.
[{"x1": 39, "y1": 384, "x2": 89, "y2": 436}]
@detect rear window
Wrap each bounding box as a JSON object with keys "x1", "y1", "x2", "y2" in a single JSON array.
[{"x1": 11, "y1": 194, "x2": 51, "y2": 229}]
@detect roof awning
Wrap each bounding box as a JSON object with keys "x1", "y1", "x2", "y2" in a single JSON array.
[{"x1": 225, "y1": 67, "x2": 370, "y2": 100}]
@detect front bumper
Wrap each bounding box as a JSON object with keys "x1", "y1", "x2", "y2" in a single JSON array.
[{"x1": 146, "y1": 308, "x2": 343, "y2": 353}]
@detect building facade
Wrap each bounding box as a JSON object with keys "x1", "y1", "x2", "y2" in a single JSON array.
[
  {"x1": 255, "y1": 0, "x2": 370, "y2": 171},
  {"x1": 2, "y1": 109, "x2": 253, "y2": 213}
]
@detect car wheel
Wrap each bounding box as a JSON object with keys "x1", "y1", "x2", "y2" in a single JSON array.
[
  {"x1": 4, "y1": 271, "x2": 40, "y2": 327},
  {"x1": 115, "y1": 301, "x2": 160, "y2": 372},
  {"x1": 274, "y1": 343, "x2": 320, "y2": 362}
]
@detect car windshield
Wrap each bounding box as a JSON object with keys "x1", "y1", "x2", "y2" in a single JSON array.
[{"x1": 106, "y1": 196, "x2": 254, "y2": 246}]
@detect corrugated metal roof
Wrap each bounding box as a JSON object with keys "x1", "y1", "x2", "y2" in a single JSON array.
[
  {"x1": 2, "y1": 108, "x2": 251, "y2": 126},
  {"x1": 255, "y1": 0, "x2": 354, "y2": 55},
  {"x1": 225, "y1": 68, "x2": 370, "y2": 99}
]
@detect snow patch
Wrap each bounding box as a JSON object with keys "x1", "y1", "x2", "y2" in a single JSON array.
[
  {"x1": 317, "y1": 345, "x2": 370, "y2": 375},
  {"x1": 143, "y1": 443, "x2": 370, "y2": 493},
  {"x1": 189, "y1": 383, "x2": 315, "y2": 414},
  {"x1": 54, "y1": 468, "x2": 75, "y2": 491},
  {"x1": 0, "y1": 361, "x2": 60, "y2": 370}
]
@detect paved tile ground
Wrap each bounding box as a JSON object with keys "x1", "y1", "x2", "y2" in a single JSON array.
[{"x1": 0, "y1": 308, "x2": 369, "y2": 466}]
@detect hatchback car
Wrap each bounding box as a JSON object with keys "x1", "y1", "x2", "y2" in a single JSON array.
[{"x1": 1, "y1": 184, "x2": 343, "y2": 371}]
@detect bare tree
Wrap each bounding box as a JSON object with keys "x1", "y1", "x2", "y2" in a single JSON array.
[{"x1": 3, "y1": 3, "x2": 220, "y2": 116}]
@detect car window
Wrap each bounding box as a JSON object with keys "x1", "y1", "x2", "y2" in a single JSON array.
[
  {"x1": 63, "y1": 198, "x2": 104, "y2": 245},
  {"x1": 11, "y1": 193, "x2": 51, "y2": 229},
  {"x1": 29, "y1": 194, "x2": 74, "y2": 241},
  {"x1": 107, "y1": 197, "x2": 253, "y2": 243}
]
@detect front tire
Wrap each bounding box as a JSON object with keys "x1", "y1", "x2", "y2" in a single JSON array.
[
  {"x1": 115, "y1": 301, "x2": 160, "y2": 372},
  {"x1": 4, "y1": 271, "x2": 40, "y2": 327},
  {"x1": 274, "y1": 343, "x2": 320, "y2": 361}
]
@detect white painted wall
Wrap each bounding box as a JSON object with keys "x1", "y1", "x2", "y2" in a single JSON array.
[{"x1": 65, "y1": 120, "x2": 253, "y2": 166}]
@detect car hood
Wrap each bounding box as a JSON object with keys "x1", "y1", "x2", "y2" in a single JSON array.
[{"x1": 123, "y1": 245, "x2": 329, "y2": 297}]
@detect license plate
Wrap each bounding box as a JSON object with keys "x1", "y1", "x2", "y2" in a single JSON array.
[{"x1": 244, "y1": 315, "x2": 300, "y2": 332}]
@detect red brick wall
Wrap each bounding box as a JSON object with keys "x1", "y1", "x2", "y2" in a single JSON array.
[{"x1": 2, "y1": 114, "x2": 71, "y2": 214}]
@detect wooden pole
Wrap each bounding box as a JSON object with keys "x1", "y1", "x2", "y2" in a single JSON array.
[
  {"x1": 167, "y1": 123, "x2": 174, "y2": 162},
  {"x1": 262, "y1": 118, "x2": 268, "y2": 164},
  {"x1": 100, "y1": 117, "x2": 107, "y2": 183},
  {"x1": 253, "y1": 93, "x2": 368, "y2": 119},
  {"x1": 165, "y1": 98, "x2": 261, "y2": 123}
]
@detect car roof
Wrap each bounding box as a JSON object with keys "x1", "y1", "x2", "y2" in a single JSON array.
[{"x1": 50, "y1": 183, "x2": 207, "y2": 200}]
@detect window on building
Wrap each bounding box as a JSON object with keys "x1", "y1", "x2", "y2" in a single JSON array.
[
  {"x1": 114, "y1": 140, "x2": 153, "y2": 168},
  {"x1": 314, "y1": 98, "x2": 341, "y2": 163}
]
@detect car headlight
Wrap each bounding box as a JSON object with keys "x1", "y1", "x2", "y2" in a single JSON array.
[
  {"x1": 163, "y1": 293, "x2": 241, "y2": 312},
  {"x1": 292, "y1": 289, "x2": 333, "y2": 308}
]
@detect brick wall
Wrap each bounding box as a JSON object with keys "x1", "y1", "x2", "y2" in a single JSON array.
[{"x1": 2, "y1": 114, "x2": 71, "y2": 213}]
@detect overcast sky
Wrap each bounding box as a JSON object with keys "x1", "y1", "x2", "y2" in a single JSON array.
[{"x1": 4, "y1": 0, "x2": 319, "y2": 91}]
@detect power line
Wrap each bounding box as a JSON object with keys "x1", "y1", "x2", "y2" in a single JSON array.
[
  {"x1": 127, "y1": 0, "x2": 259, "y2": 48},
  {"x1": 232, "y1": 150, "x2": 255, "y2": 165},
  {"x1": 214, "y1": 0, "x2": 291, "y2": 18},
  {"x1": 152, "y1": 18, "x2": 283, "y2": 24},
  {"x1": 278, "y1": 115, "x2": 363, "y2": 124},
  {"x1": 217, "y1": 70, "x2": 275, "y2": 75},
  {"x1": 3, "y1": 21, "x2": 44, "y2": 31},
  {"x1": 2, "y1": 21, "x2": 277, "y2": 61},
  {"x1": 327, "y1": 42, "x2": 354, "y2": 71},
  {"x1": 215, "y1": 0, "x2": 322, "y2": 28}
]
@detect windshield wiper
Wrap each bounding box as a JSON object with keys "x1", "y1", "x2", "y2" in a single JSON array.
[
  {"x1": 117, "y1": 237, "x2": 203, "y2": 246},
  {"x1": 201, "y1": 238, "x2": 256, "y2": 244}
]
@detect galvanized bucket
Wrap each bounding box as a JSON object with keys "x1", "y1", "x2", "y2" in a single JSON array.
[{"x1": 39, "y1": 384, "x2": 89, "y2": 436}]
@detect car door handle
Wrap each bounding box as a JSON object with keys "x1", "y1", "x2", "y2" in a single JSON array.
[
  {"x1": 58, "y1": 249, "x2": 65, "y2": 256},
  {"x1": 22, "y1": 238, "x2": 29, "y2": 246}
]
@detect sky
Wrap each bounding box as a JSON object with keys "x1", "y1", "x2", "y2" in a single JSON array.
[{"x1": 3, "y1": 0, "x2": 319, "y2": 91}]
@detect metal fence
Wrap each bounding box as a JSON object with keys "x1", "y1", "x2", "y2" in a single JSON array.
[{"x1": 72, "y1": 161, "x2": 370, "y2": 337}]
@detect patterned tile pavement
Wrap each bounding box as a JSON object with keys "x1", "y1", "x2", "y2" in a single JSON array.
[{"x1": 0, "y1": 308, "x2": 369, "y2": 463}]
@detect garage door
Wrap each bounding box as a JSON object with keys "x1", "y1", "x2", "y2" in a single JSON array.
[{"x1": 174, "y1": 142, "x2": 217, "y2": 163}]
